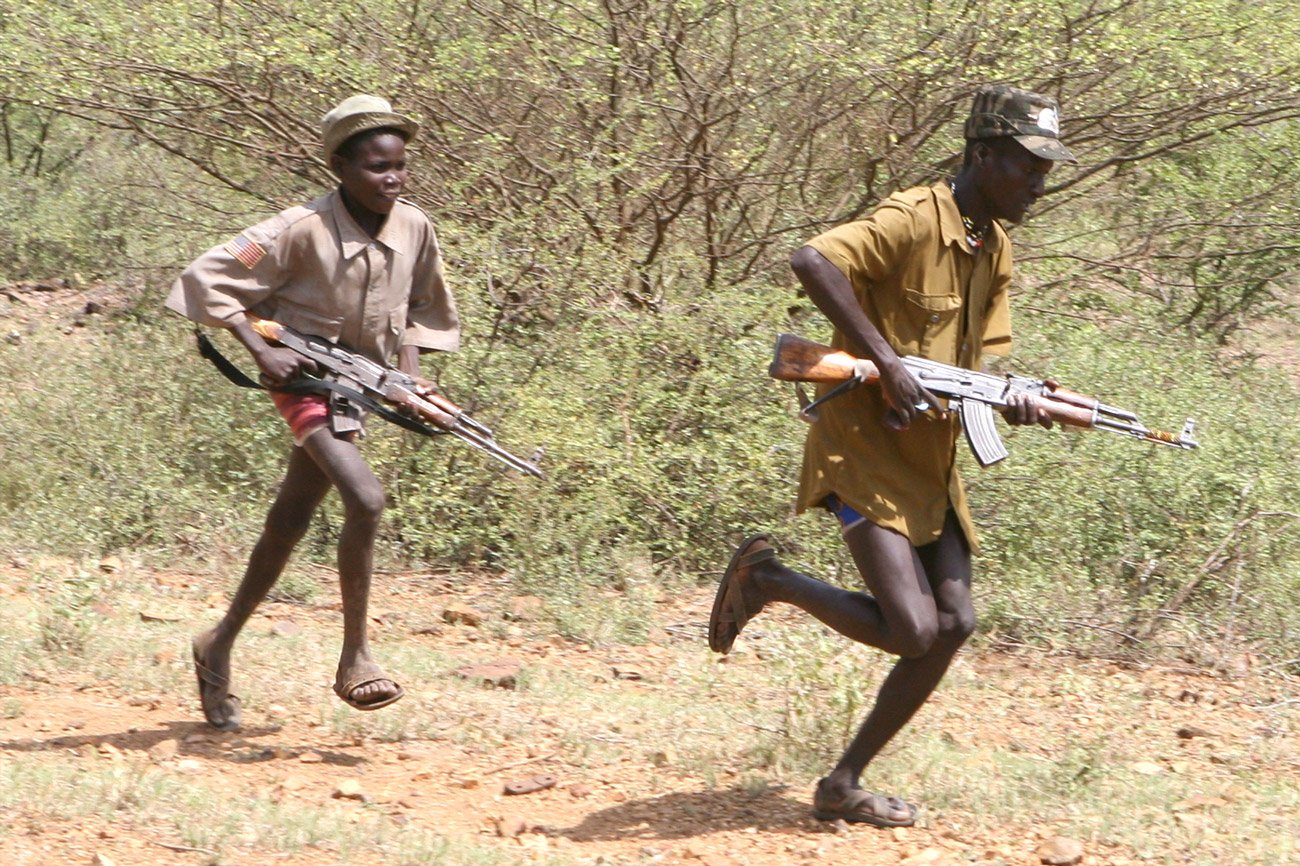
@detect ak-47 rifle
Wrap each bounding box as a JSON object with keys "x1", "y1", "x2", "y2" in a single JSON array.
[
  {"x1": 198, "y1": 315, "x2": 544, "y2": 478},
  {"x1": 768, "y1": 333, "x2": 1198, "y2": 467}
]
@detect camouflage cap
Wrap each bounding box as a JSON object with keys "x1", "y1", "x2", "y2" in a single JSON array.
[{"x1": 964, "y1": 85, "x2": 1075, "y2": 163}]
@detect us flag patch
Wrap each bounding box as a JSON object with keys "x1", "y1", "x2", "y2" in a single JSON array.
[{"x1": 225, "y1": 234, "x2": 267, "y2": 269}]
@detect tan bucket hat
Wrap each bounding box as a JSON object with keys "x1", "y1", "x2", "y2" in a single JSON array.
[{"x1": 320, "y1": 95, "x2": 420, "y2": 161}]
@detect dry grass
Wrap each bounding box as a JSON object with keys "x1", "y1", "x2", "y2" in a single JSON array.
[{"x1": 0, "y1": 555, "x2": 1296, "y2": 865}]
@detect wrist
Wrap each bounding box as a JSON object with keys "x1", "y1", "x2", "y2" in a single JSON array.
[
  {"x1": 247, "y1": 343, "x2": 273, "y2": 365},
  {"x1": 878, "y1": 354, "x2": 907, "y2": 377}
]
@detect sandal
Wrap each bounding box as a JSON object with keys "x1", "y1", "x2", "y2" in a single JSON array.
[
  {"x1": 191, "y1": 636, "x2": 242, "y2": 731},
  {"x1": 812, "y1": 777, "x2": 918, "y2": 827},
  {"x1": 333, "y1": 661, "x2": 405, "y2": 711},
  {"x1": 708, "y1": 533, "x2": 776, "y2": 654}
]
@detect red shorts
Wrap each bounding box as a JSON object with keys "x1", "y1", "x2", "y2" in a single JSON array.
[{"x1": 269, "y1": 392, "x2": 329, "y2": 445}]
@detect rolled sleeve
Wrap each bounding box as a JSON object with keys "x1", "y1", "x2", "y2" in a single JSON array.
[
  {"x1": 164, "y1": 222, "x2": 290, "y2": 328},
  {"x1": 402, "y1": 226, "x2": 461, "y2": 352}
]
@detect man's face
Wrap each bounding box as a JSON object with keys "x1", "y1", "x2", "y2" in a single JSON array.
[
  {"x1": 332, "y1": 132, "x2": 409, "y2": 217},
  {"x1": 974, "y1": 139, "x2": 1054, "y2": 224}
]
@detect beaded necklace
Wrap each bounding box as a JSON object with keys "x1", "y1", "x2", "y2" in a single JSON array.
[{"x1": 949, "y1": 180, "x2": 989, "y2": 250}]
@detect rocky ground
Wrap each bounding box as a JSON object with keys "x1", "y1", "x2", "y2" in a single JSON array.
[{"x1": 0, "y1": 555, "x2": 1296, "y2": 866}]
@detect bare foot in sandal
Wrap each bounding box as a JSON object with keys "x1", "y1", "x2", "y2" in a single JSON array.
[
  {"x1": 191, "y1": 629, "x2": 242, "y2": 731},
  {"x1": 812, "y1": 776, "x2": 917, "y2": 827},
  {"x1": 334, "y1": 658, "x2": 405, "y2": 711},
  {"x1": 709, "y1": 533, "x2": 779, "y2": 654}
]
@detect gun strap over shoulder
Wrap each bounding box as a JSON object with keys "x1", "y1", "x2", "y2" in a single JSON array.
[{"x1": 192, "y1": 329, "x2": 446, "y2": 438}]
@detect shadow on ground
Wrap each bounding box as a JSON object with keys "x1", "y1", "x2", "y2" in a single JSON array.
[
  {"x1": 558, "y1": 783, "x2": 828, "y2": 841},
  {"x1": 0, "y1": 720, "x2": 365, "y2": 767}
]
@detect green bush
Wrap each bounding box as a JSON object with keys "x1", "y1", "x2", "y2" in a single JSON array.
[
  {"x1": 2, "y1": 279, "x2": 1296, "y2": 662},
  {"x1": 0, "y1": 320, "x2": 283, "y2": 559},
  {"x1": 971, "y1": 307, "x2": 1300, "y2": 659}
]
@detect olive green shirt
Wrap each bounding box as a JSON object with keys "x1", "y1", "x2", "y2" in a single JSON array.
[{"x1": 796, "y1": 182, "x2": 1014, "y2": 550}]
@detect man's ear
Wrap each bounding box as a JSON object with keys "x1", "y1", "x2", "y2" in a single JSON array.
[
  {"x1": 970, "y1": 140, "x2": 994, "y2": 167},
  {"x1": 329, "y1": 153, "x2": 345, "y2": 176}
]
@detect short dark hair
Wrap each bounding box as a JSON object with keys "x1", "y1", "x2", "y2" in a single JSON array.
[{"x1": 334, "y1": 126, "x2": 410, "y2": 161}]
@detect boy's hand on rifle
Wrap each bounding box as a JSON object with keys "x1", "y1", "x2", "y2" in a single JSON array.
[
  {"x1": 395, "y1": 377, "x2": 442, "y2": 418},
  {"x1": 255, "y1": 345, "x2": 318, "y2": 385},
  {"x1": 410, "y1": 376, "x2": 441, "y2": 398},
  {"x1": 1002, "y1": 392, "x2": 1053, "y2": 429}
]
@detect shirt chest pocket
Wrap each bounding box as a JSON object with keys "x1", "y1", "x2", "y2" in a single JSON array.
[{"x1": 901, "y1": 289, "x2": 962, "y2": 359}]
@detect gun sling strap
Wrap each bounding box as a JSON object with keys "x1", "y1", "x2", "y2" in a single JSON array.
[{"x1": 193, "y1": 329, "x2": 447, "y2": 438}]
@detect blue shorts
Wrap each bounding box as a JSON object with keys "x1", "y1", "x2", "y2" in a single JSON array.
[{"x1": 823, "y1": 494, "x2": 868, "y2": 532}]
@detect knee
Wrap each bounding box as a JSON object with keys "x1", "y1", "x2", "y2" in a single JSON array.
[
  {"x1": 343, "y1": 483, "x2": 386, "y2": 524},
  {"x1": 893, "y1": 608, "x2": 975, "y2": 659},
  {"x1": 934, "y1": 608, "x2": 977, "y2": 652},
  {"x1": 892, "y1": 617, "x2": 940, "y2": 659},
  {"x1": 264, "y1": 501, "x2": 316, "y2": 544}
]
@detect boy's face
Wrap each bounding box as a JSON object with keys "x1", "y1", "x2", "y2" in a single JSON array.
[
  {"x1": 332, "y1": 132, "x2": 409, "y2": 217},
  {"x1": 973, "y1": 138, "x2": 1053, "y2": 224}
]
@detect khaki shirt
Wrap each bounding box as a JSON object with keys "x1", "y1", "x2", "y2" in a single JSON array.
[
  {"x1": 796, "y1": 182, "x2": 1014, "y2": 550},
  {"x1": 167, "y1": 190, "x2": 460, "y2": 433}
]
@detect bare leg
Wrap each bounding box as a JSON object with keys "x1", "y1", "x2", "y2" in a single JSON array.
[
  {"x1": 747, "y1": 524, "x2": 943, "y2": 658},
  {"x1": 823, "y1": 511, "x2": 974, "y2": 805},
  {"x1": 298, "y1": 428, "x2": 400, "y2": 707},
  {"x1": 736, "y1": 511, "x2": 973, "y2": 820},
  {"x1": 193, "y1": 445, "x2": 332, "y2": 728}
]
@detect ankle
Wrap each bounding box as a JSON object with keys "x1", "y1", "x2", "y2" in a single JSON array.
[
  {"x1": 750, "y1": 558, "x2": 793, "y2": 603},
  {"x1": 337, "y1": 645, "x2": 373, "y2": 670},
  {"x1": 197, "y1": 625, "x2": 237, "y2": 652},
  {"x1": 823, "y1": 766, "x2": 860, "y2": 792}
]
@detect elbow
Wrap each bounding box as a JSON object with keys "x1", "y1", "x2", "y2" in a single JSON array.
[
  {"x1": 789, "y1": 244, "x2": 818, "y2": 279},
  {"x1": 790, "y1": 244, "x2": 811, "y2": 274}
]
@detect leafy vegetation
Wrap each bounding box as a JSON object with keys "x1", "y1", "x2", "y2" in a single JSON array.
[{"x1": 0, "y1": 0, "x2": 1297, "y2": 663}]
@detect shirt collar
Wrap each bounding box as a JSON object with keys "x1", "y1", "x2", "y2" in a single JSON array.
[
  {"x1": 328, "y1": 189, "x2": 410, "y2": 258},
  {"x1": 934, "y1": 181, "x2": 1002, "y2": 257}
]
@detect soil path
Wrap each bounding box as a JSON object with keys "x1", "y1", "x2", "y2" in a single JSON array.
[{"x1": 1, "y1": 560, "x2": 1296, "y2": 866}]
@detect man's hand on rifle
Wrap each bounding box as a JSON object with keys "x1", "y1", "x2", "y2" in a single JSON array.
[
  {"x1": 865, "y1": 357, "x2": 943, "y2": 431},
  {"x1": 1002, "y1": 392, "x2": 1053, "y2": 429}
]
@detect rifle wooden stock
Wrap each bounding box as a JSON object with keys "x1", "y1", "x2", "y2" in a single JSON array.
[
  {"x1": 771, "y1": 333, "x2": 1101, "y2": 429},
  {"x1": 769, "y1": 333, "x2": 865, "y2": 383},
  {"x1": 247, "y1": 315, "x2": 283, "y2": 344},
  {"x1": 243, "y1": 313, "x2": 545, "y2": 477},
  {"x1": 250, "y1": 313, "x2": 471, "y2": 424}
]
